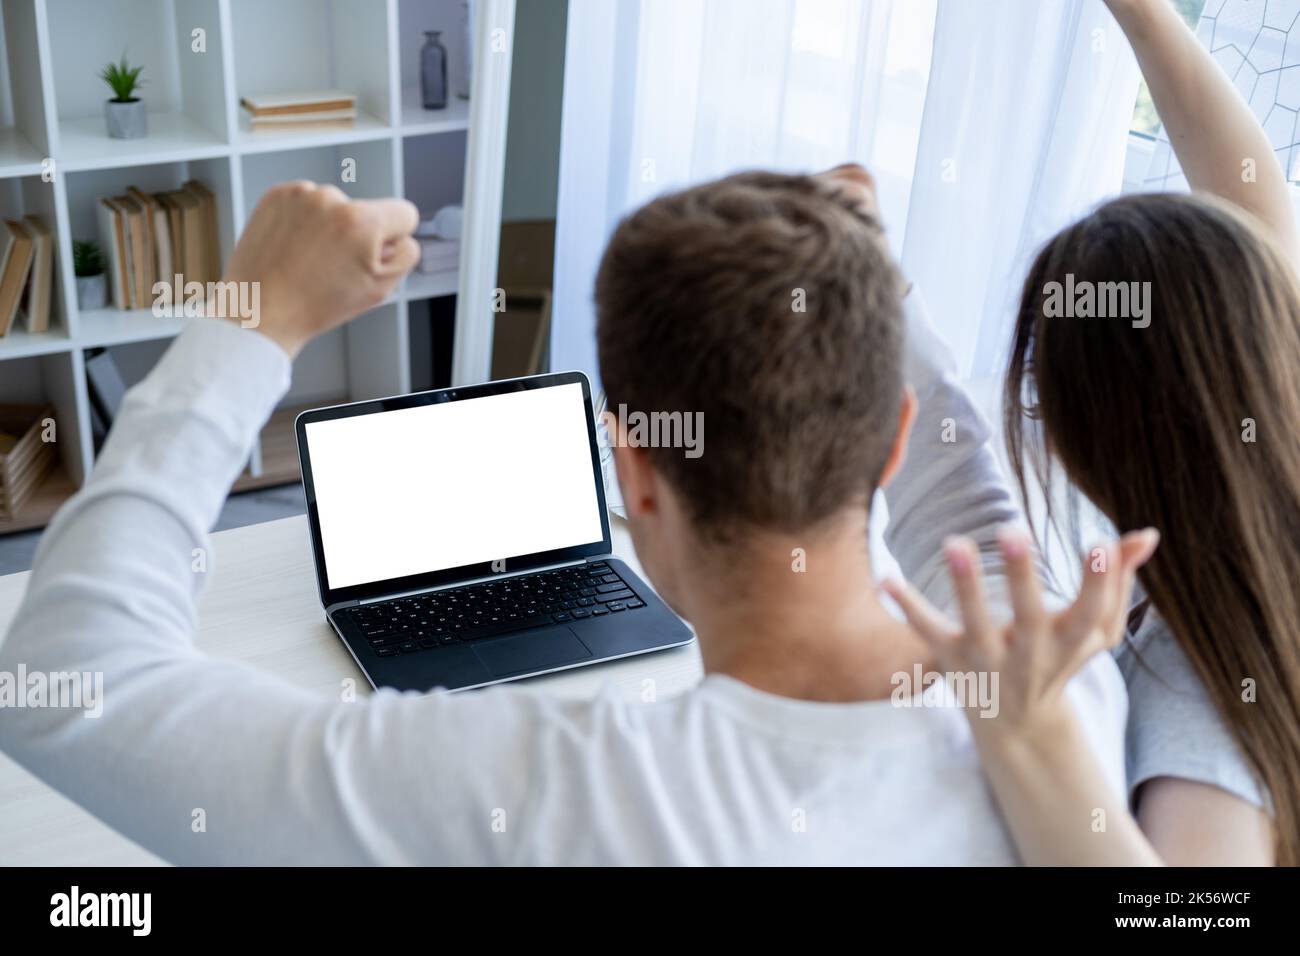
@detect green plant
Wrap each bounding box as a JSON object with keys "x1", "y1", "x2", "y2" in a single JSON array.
[
  {"x1": 73, "y1": 240, "x2": 104, "y2": 278},
  {"x1": 99, "y1": 54, "x2": 144, "y2": 103}
]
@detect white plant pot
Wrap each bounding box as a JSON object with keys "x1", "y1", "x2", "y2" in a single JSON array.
[
  {"x1": 76, "y1": 273, "x2": 107, "y2": 311},
  {"x1": 104, "y1": 98, "x2": 147, "y2": 139}
]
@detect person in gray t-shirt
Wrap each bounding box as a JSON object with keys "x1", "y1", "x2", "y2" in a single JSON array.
[
  {"x1": 1117, "y1": 606, "x2": 1266, "y2": 813},
  {"x1": 894, "y1": 0, "x2": 1292, "y2": 866}
]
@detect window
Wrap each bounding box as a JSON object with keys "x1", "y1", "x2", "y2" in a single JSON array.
[{"x1": 1127, "y1": 0, "x2": 1300, "y2": 188}]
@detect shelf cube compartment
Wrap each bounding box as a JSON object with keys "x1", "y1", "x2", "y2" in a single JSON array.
[
  {"x1": 230, "y1": 0, "x2": 394, "y2": 149},
  {"x1": 397, "y1": 0, "x2": 475, "y2": 133},
  {"x1": 0, "y1": 350, "x2": 87, "y2": 532},
  {"x1": 82, "y1": 336, "x2": 268, "y2": 488},
  {"x1": 240, "y1": 138, "x2": 397, "y2": 211},
  {"x1": 0, "y1": 402, "x2": 57, "y2": 519},
  {"x1": 64, "y1": 156, "x2": 237, "y2": 346},
  {"x1": 0, "y1": 0, "x2": 53, "y2": 176},
  {"x1": 0, "y1": 174, "x2": 71, "y2": 358},
  {"x1": 45, "y1": 0, "x2": 231, "y2": 170},
  {"x1": 81, "y1": 336, "x2": 167, "y2": 455},
  {"x1": 402, "y1": 129, "x2": 465, "y2": 301}
]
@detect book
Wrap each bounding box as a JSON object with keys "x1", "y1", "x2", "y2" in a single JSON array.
[
  {"x1": 157, "y1": 191, "x2": 185, "y2": 293},
  {"x1": 0, "y1": 220, "x2": 36, "y2": 337},
  {"x1": 243, "y1": 117, "x2": 356, "y2": 133},
  {"x1": 240, "y1": 90, "x2": 357, "y2": 117},
  {"x1": 106, "y1": 196, "x2": 133, "y2": 308},
  {"x1": 0, "y1": 402, "x2": 57, "y2": 517},
  {"x1": 182, "y1": 180, "x2": 221, "y2": 283},
  {"x1": 417, "y1": 238, "x2": 461, "y2": 274},
  {"x1": 0, "y1": 227, "x2": 13, "y2": 314},
  {"x1": 143, "y1": 194, "x2": 174, "y2": 303},
  {"x1": 127, "y1": 196, "x2": 152, "y2": 309},
  {"x1": 127, "y1": 187, "x2": 164, "y2": 303},
  {"x1": 246, "y1": 108, "x2": 357, "y2": 125},
  {"x1": 19, "y1": 215, "x2": 52, "y2": 333},
  {"x1": 247, "y1": 106, "x2": 357, "y2": 122},
  {"x1": 160, "y1": 188, "x2": 203, "y2": 290},
  {"x1": 94, "y1": 178, "x2": 221, "y2": 311},
  {"x1": 97, "y1": 198, "x2": 130, "y2": 310}
]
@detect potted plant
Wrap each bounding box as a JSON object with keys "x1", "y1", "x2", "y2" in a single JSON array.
[
  {"x1": 100, "y1": 54, "x2": 146, "y2": 139},
  {"x1": 74, "y1": 240, "x2": 107, "y2": 311}
]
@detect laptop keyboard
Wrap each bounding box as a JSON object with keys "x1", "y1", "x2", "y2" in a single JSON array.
[{"x1": 344, "y1": 562, "x2": 646, "y2": 657}]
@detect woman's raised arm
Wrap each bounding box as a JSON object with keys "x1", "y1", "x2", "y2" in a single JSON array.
[{"x1": 1105, "y1": 0, "x2": 1300, "y2": 263}]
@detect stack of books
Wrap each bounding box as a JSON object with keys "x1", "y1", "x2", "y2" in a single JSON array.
[
  {"x1": 240, "y1": 90, "x2": 358, "y2": 132},
  {"x1": 0, "y1": 216, "x2": 53, "y2": 337},
  {"x1": 417, "y1": 238, "x2": 461, "y2": 275},
  {"x1": 97, "y1": 181, "x2": 221, "y2": 311},
  {"x1": 0, "y1": 403, "x2": 57, "y2": 519}
]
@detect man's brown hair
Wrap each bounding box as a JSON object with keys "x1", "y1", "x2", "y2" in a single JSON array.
[{"x1": 595, "y1": 170, "x2": 905, "y2": 539}]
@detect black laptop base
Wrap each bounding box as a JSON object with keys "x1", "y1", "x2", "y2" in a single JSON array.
[{"x1": 330, "y1": 557, "x2": 693, "y2": 692}]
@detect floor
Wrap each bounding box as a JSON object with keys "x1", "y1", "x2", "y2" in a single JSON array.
[{"x1": 0, "y1": 483, "x2": 308, "y2": 576}]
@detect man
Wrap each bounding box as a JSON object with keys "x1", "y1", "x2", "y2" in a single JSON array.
[{"x1": 0, "y1": 171, "x2": 1124, "y2": 864}]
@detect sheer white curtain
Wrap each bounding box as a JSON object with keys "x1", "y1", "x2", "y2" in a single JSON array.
[
  {"x1": 904, "y1": 0, "x2": 1140, "y2": 381},
  {"x1": 553, "y1": 0, "x2": 935, "y2": 381},
  {"x1": 551, "y1": 0, "x2": 1139, "y2": 566},
  {"x1": 552, "y1": 0, "x2": 1139, "y2": 383}
]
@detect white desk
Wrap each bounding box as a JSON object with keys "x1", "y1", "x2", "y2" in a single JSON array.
[{"x1": 0, "y1": 514, "x2": 703, "y2": 866}]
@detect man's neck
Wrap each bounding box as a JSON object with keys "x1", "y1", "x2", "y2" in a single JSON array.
[{"x1": 682, "y1": 517, "x2": 931, "y2": 703}]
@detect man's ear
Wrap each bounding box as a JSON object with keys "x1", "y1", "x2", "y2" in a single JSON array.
[
  {"x1": 612, "y1": 442, "x2": 659, "y2": 518},
  {"x1": 879, "y1": 387, "x2": 917, "y2": 488}
]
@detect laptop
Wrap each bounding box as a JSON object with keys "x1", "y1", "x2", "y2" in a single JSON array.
[{"x1": 295, "y1": 371, "x2": 694, "y2": 693}]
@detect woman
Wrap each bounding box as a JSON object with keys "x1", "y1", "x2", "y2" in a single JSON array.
[{"x1": 887, "y1": 0, "x2": 1300, "y2": 866}]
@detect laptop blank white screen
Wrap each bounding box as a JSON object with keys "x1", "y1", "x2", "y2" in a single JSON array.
[{"x1": 305, "y1": 382, "x2": 605, "y2": 590}]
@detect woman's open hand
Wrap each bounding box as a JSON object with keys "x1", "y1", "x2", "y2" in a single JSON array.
[{"x1": 882, "y1": 526, "x2": 1159, "y2": 740}]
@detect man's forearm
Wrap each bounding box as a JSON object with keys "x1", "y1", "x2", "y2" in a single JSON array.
[
  {"x1": 0, "y1": 183, "x2": 433, "y2": 863},
  {"x1": 0, "y1": 319, "x2": 521, "y2": 865},
  {"x1": 0, "y1": 320, "x2": 322, "y2": 861},
  {"x1": 10, "y1": 318, "x2": 289, "y2": 653}
]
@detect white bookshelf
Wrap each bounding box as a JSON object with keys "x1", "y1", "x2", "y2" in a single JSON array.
[{"x1": 0, "y1": 0, "x2": 515, "y2": 533}]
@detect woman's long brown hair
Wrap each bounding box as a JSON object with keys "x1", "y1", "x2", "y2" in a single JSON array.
[{"x1": 1004, "y1": 192, "x2": 1300, "y2": 865}]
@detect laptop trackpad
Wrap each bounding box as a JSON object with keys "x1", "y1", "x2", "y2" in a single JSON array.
[{"x1": 472, "y1": 625, "x2": 593, "y2": 678}]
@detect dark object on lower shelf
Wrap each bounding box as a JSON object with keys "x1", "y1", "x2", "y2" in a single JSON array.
[
  {"x1": 84, "y1": 348, "x2": 129, "y2": 451},
  {"x1": 408, "y1": 294, "x2": 457, "y2": 391}
]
